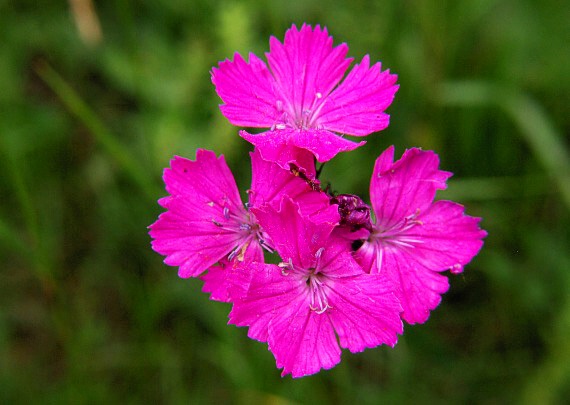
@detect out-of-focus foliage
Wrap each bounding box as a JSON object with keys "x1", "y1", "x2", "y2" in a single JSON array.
[{"x1": 1, "y1": 0, "x2": 569, "y2": 403}]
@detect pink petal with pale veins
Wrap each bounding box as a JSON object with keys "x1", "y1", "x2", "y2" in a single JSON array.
[
  {"x1": 149, "y1": 199, "x2": 245, "y2": 278},
  {"x1": 163, "y1": 150, "x2": 243, "y2": 210},
  {"x1": 356, "y1": 146, "x2": 487, "y2": 324},
  {"x1": 405, "y1": 200, "x2": 487, "y2": 273},
  {"x1": 251, "y1": 197, "x2": 339, "y2": 270},
  {"x1": 239, "y1": 129, "x2": 313, "y2": 172},
  {"x1": 314, "y1": 245, "x2": 403, "y2": 350},
  {"x1": 269, "y1": 299, "x2": 340, "y2": 378},
  {"x1": 358, "y1": 244, "x2": 451, "y2": 324},
  {"x1": 327, "y1": 272, "x2": 403, "y2": 351},
  {"x1": 290, "y1": 129, "x2": 365, "y2": 162},
  {"x1": 370, "y1": 147, "x2": 452, "y2": 228},
  {"x1": 201, "y1": 264, "x2": 231, "y2": 302},
  {"x1": 229, "y1": 261, "x2": 341, "y2": 377},
  {"x1": 317, "y1": 241, "x2": 366, "y2": 278},
  {"x1": 211, "y1": 53, "x2": 281, "y2": 128},
  {"x1": 240, "y1": 128, "x2": 365, "y2": 167},
  {"x1": 317, "y1": 56, "x2": 399, "y2": 136},
  {"x1": 267, "y1": 24, "x2": 352, "y2": 122},
  {"x1": 149, "y1": 150, "x2": 256, "y2": 278},
  {"x1": 248, "y1": 148, "x2": 330, "y2": 216},
  {"x1": 201, "y1": 241, "x2": 264, "y2": 303},
  {"x1": 228, "y1": 262, "x2": 300, "y2": 343}
]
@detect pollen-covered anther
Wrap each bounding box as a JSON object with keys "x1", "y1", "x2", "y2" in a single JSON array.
[
  {"x1": 228, "y1": 240, "x2": 251, "y2": 261},
  {"x1": 278, "y1": 258, "x2": 294, "y2": 275},
  {"x1": 404, "y1": 209, "x2": 423, "y2": 227},
  {"x1": 315, "y1": 247, "x2": 324, "y2": 259}
]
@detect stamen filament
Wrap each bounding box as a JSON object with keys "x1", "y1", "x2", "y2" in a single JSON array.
[{"x1": 308, "y1": 274, "x2": 331, "y2": 314}]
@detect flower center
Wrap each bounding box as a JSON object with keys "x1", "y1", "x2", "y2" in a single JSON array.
[
  {"x1": 279, "y1": 247, "x2": 331, "y2": 314},
  {"x1": 273, "y1": 93, "x2": 325, "y2": 131},
  {"x1": 369, "y1": 209, "x2": 424, "y2": 249},
  {"x1": 211, "y1": 202, "x2": 272, "y2": 261},
  {"x1": 306, "y1": 270, "x2": 331, "y2": 314}
]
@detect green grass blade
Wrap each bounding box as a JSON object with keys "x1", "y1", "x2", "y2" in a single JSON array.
[
  {"x1": 35, "y1": 62, "x2": 161, "y2": 201},
  {"x1": 438, "y1": 81, "x2": 570, "y2": 210}
]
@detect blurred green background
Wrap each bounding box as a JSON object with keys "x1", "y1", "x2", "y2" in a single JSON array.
[{"x1": 1, "y1": 0, "x2": 569, "y2": 403}]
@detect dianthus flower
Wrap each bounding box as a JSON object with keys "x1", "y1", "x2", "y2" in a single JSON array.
[
  {"x1": 211, "y1": 24, "x2": 398, "y2": 171},
  {"x1": 148, "y1": 22, "x2": 489, "y2": 380},
  {"x1": 149, "y1": 148, "x2": 329, "y2": 302},
  {"x1": 229, "y1": 197, "x2": 403, "y2": 378},
  {"x1": 353, "y1": 146, "x2": 487, "y2": 324}
]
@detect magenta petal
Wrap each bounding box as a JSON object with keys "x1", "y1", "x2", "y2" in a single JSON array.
[
  {"x1": 267, "y1": 24, "x2": 352, "y2": 118},
  {"x1": 228, "y1": 263, "x2": 297, "y2": 342},
  {"x1": 240, "y1": 129, "x2": 314, "y2": 172},
  {"x1": 150, "y1": 202, "x2": 243, "y2": 278},
  {"x1": 317, "y1": 56, "x2": 399, "y2": 136},
  {"x1": 356, "y1": 242, "x2": 450, "y2": 324},
  {"x1": 358, "y1": 146, "x2": 487, "y2": 324},
  {"x1": 201, "y1": 263, "x2": 231, "y2": 302},
  {"x1": 241, "y1": 128, "x2": 365, "y2": 166},
  {"x1": 386, "y1": 248, "x2": 450, "y2": 325},
  {"x1": 163, "y1": 150, "x2": 243, "y2": 210},
  {"x1": 317, "y1": 246, "x2": 403, "y2": 350},
  {"x1": 290, "y1": 129, "x2": 365, "y2": 162},
  {"x1": 212, "y1": 53, "x2": 281, "y2": 127},
  {"x1": 201, "y1": 240, "x2": 264, "y2": 303},
  {"x1": 327, "y1": 273, "x2": 403, "y2": 351},
  {"x1": 370, "y1": 147, "x2": 452, "y2": 227},
  {"x1": 269, "y1": 301, "x2": 340, "y2": 378},
  {"x1": 251, "y1": 197, "x2": 339, "y2": 269},
  {"x1": 149, "y1": 150, "x2": 256, "y2": 278},
  {"x1": 229, "y1": 262, "x2": 341, "y2": 377},
  {"x1": 248, "y1": 148, "x2": 330, "y2": 216},
  {"x1": 317, "y1": 243, "x2": 365, "y2": 278},
  {"x1": 407, "y1": 200, "x2": 487, "y2": 272}
]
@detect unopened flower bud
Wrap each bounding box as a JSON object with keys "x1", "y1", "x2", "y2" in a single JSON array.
[{"x1": 330, "y1": 194, "x2": 372, "y2": 231}]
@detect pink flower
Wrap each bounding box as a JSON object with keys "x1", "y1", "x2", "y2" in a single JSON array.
[
  {"x1": 229, "y1": 197, "x2": 403, "y2": 378},
  {"x1": 149, "y1": 148, "x2": 329, "y2": 302},
  {"x1": 149, "y1": 150, "x2": 265, "y2": 279},
  {"x1": 354, "y1": 146, "x2": 487, "y2": 324},
  {"x1": 211, "y1": 24, "x2": 398, "y2": 170}
]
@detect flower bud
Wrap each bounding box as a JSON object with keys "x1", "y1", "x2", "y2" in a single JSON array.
[{"x1": 330, "y1": 194, "x2": 372, "y2": 231}]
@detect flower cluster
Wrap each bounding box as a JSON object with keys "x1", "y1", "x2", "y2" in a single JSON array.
[{"x1": 149, "y1": 24, "x2": 486, "y2": 378}]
